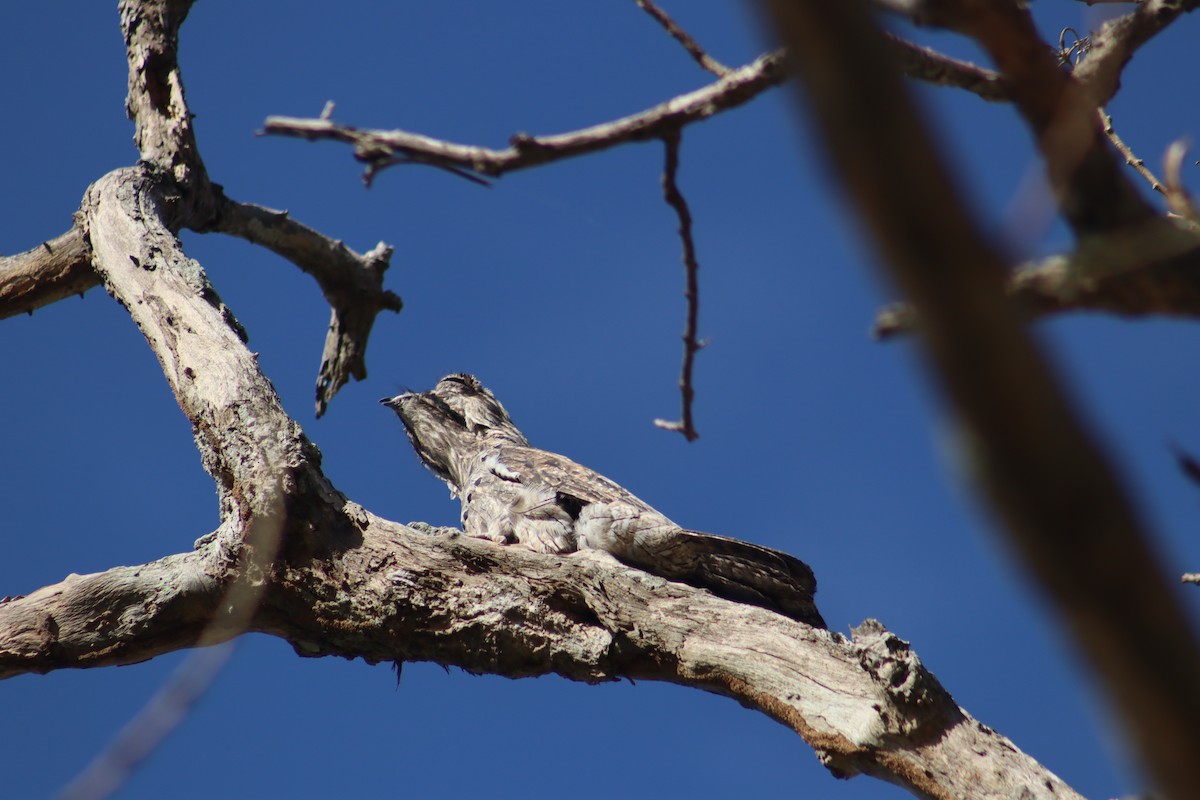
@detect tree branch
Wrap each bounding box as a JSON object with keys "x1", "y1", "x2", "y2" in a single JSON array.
[
  {"x1": 885, "y1": 34, "x2": 1007, "y2": 101},
  {"x1": 1073, "y1": 0, "x2": 1200, "y2": 108},
  {"x1": 762, "y1": 2, "x2": 1200, "y2": 798},
  {"x1": 1099, "y1": 107, "x2": 1165, "y2": 195},
  {"x1": 120, "y1": 0, "x2": 212, "y2": 213},
  {"x1": 653, "y1": 132, "x2": 702, "y2": 441},
  {"x1": 261, "y1": 50, "x2": 789, "y2": 180},
  {"x1": 0, "y1": 228, "x2": 96, "y2": 319},
  {"x1": 873, "y1": 221, "x2": 1200, "y2": 337},
  {"x1": 78, "y1": 166, "x2": 321, "y2": 541},
  {"x1": 205, "y1": 196, "x2": 402, "y2": 416},
  {"x1": 0, "y1": 552, "x2": 219, "y2": 678},
  {"x1": 0, "y1": 512, "x2": 1083, "y2": 800},
  {"x1": 634, "y1": 0, "x2": 730, "y2": 76},
  {"x1": 895, "y1": 0, "x2": 1158, "y2": 237}
]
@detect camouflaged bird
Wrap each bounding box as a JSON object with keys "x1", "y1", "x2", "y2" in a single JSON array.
[{"x1": 382, "y1": 373, "x2": 825, "y2": 627}]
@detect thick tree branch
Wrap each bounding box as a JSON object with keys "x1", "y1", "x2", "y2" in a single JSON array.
[
  {"x1": 0, "y1": 511, "x2": 1083, "y2": 800},
  {"x1": 0, "y1": 228, "x2": 97, "y2": 319},
  {"x1": 873, "y1": 221, "x2": 1200, "y2": 337},
  {"x1": 0, "y1": 552, "x2": 219, "y2": 678},
  {"x1": 894, "y1": 0, "x2": 1157, "y2": 237},
  {"x1": 261, "y1": 51, "x2": 790, "y2": 180},
  {"x1": 120, "y1": 0, "x2": 212, "y2": 212},
  {"x1": 1073, "y1": 0, "x2": 1200, "y2": 108},
  {"x1": 206, "y1": 196, "x2": 401, "y2": 416},
  {"x1": 762, "y1": 2, "x2": 1200, "y2": 799},
  {"x1": 78, "y1": 167, "x2": 320, "y2": 543}
]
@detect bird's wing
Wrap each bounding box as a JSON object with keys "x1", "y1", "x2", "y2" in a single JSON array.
[{"x1": 495, "y1": 444, "x2": 662, "y2": 516}]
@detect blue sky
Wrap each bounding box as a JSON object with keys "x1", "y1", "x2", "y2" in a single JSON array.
[{"x1": 3, "y1": 2, "x2": 1199, "y2": 798}]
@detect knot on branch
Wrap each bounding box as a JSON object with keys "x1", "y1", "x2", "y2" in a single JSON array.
[{"x1": 851, "y1": 619, "x2": 958, "y2": 740}]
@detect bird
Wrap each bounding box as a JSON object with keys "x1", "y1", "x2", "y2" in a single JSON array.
[{"x1": 381, "y1": 373, "x2": 824, "y2": 627}]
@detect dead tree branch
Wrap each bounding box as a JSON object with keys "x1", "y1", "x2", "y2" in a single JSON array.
[
  {"x1": 886, "y1": 34, "x2": 1007, "y2": 101},
  {"x1": 1162, "y1": 140, "x2": 1200, "y2": 223},
  {"x1": 206, "y1": 196, "x2": 401, "y2": 416},
  {"x1": 919, "y1": 0, "x2": 1157, "y2": 236},
  {"x1": 0, "y1": 511, "x2": 1083, "y2": 800},
  {"x1": 634, "y1": 0, "x2": 729, "y2": 76},
  {"x1": 120, "y1": 0, "x2": 213, "y2": 219},
  {"x1": 762, "y1": 2, "x2": 1200, "y2": 799},
  {"x1": 1072, "y1": 0, "x2": 1200, "y2": 107},
  {"x1": 0, "y1": 228, "x2": 96, "y2": 319},
  {"x1": 0, "y1": 552, "x2": 220, "y2": 676},
  {"x1": 262, "y1": 50, "x2": 790, "y2": 180},
  {"x1": 653, "y1": 132, "x2": 702, "y2": 441},
  {"x1": 873, "y1": 221, "x2": 1200, "y2": 337},
  {"x1": 1099, "y1": 107, "x2": 1166, "y2": 194}
]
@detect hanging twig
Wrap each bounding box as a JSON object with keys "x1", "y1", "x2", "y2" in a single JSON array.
[{"x1": 653, "y1": 131, "x2": 703, "y2": 441}]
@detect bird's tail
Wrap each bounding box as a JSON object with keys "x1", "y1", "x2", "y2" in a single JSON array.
[
  {"x1": 657, "y1": 529, "x2": 825, "y2": 627},
  {"x1": 576, "y1": 502, "x2": 825, "y2": 627}
]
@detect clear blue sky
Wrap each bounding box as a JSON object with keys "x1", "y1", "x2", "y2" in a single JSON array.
[{"x1": 3, "y1": 2, "x2": 1199, "y2": 798}]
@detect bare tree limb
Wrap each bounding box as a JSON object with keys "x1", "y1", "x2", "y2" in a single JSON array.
[
  {"x1": 78, "y1": 166, "x2": 321, "y2": 543},
  {"x1": 0, "y1": 0, "x2": 403, "y2": 415},
  {"x1": 761, "y1": 2, "x2": 1200, "y2": 799},
  {"x1": 1100, "y1": 107, "x2": 1165, "y2": 194},
  {"x1": 0, "y1": 40, "x2": 995, "y2": 323},
  {"x1": 885, "y1": 34, "x2": 1007, "y2": 101},
  {"x1": 1163, "y1": 139, "x2": 1200, "y2": 223},
  {"x1": 634, "y1": 0, "x2": 730, "y2": 76},
  {"x1": 890, "y1": 0, "x2": 1158, "y2": 236},
  {"x1": 262, "y1": 50, "x2": 789, "y2": 180},
  {"x1": 119, "y1": 0, "x2": 213, "y2": 221},
  {"x1": 1073, "y1": 0, "x2": 1200, "y2": 108},
  {"x1": 0, "y1": 228, "x2": 96, "y2": 319},
  {"x1": 873, "y1": 220, "x2": 1200, "y2": 337},
  {"x1": 0, "y1": 511, "x2": 1084, "y2": 800},
  {"x1": 653, "y1": 132, "x2": 702, "y2": 441},
  {"x1": 206, "y1": 196, "x2": 402, "y2": 416},
  {"x1": 0, "y1": 552, "x2": 220, "y2": 678}
]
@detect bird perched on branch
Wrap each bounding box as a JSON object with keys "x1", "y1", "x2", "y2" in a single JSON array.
[{"x1": 382, "y1": 373, "x2": 824, "y2": 627}]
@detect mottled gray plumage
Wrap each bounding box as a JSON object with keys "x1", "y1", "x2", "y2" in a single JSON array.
[{"x1": 382, "y1": 374, "x2": 824, "y2": 627}]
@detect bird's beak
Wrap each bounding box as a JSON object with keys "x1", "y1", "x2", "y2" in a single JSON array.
[{"x1": 380, "y1": 395, "x2": 402, "y2": 409}]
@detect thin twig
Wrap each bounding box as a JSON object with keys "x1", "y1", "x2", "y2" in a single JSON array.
[
  {"x1": 653, "y1": 131, "x2": 702, "y2": 441},
  {"x1": 263, "y1": 51, "x2": 788, "y2": 182},
  {"x1": 1099, "y1": 107, "x2": 1165, "y2": 194},
  {"x1": 1162, "y1": 139, "x2": 1200, "y2": 222},
  {"x1": 634, "y1": 0, "x2": 729, "y2": 76},
  {"x1": 885, "y1": 34, "x2": 1007, "y2": 102}
]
